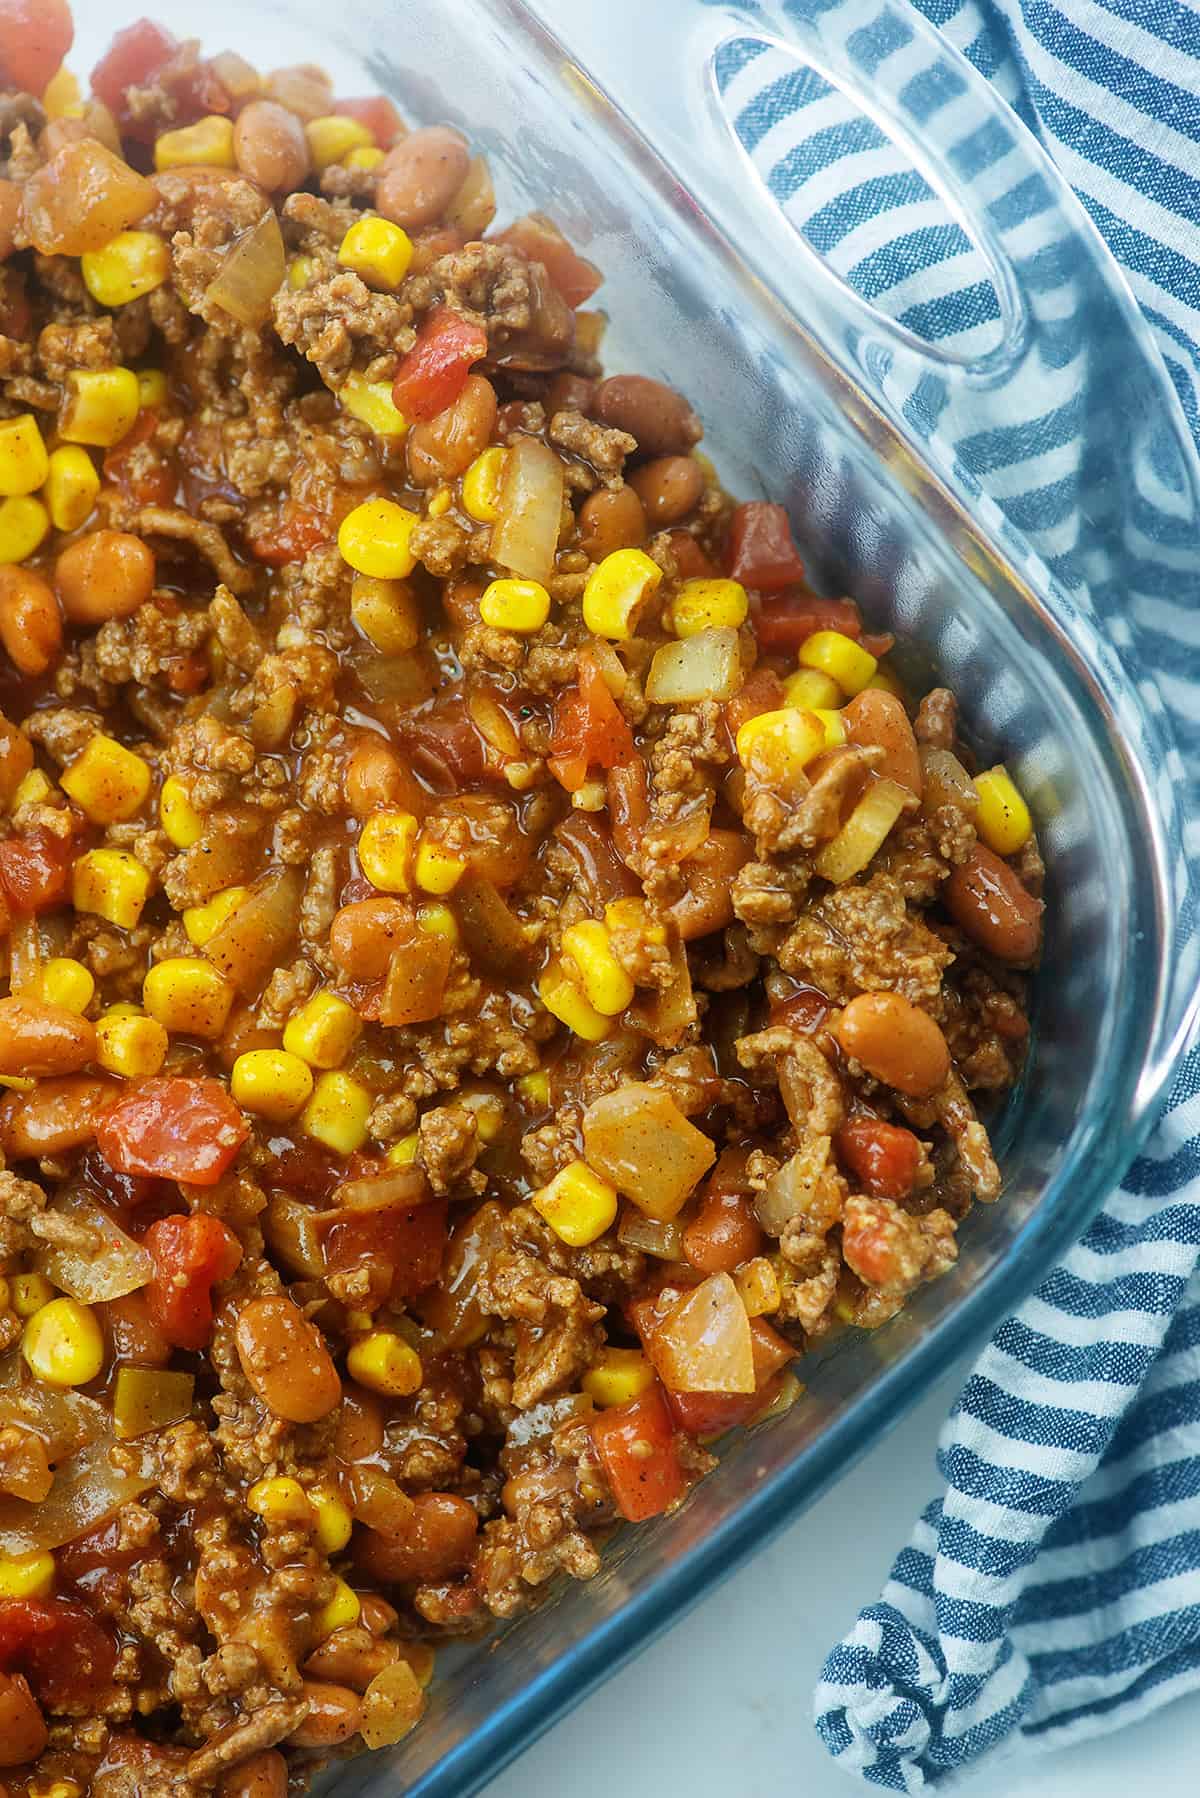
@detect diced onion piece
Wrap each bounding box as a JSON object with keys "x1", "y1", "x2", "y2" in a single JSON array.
[
  {"x1": 7, "y1": 915, "x2": 42, "y2": 999},
  {"x1": 467, "y1": 688, "x2": 520, "y2": 758},
  {"x1": 202, "y1": 866, "x2": 302, "y2": 994},
  {"x1": 112, "y1": 1367, "x2": 195, "y2": 1440},
  {"x1": 653, "y1": 1272, "x2": 756, "y2": 1394},
  {"x1": 753, "y1": 1137, "x2": 836, "y2": 1235},
  {"x1": 506, "y1": 1391, "x2": 593, "y2": 1448},
  {"x1": 617, "y1": 1210, "x2": 685, "y2": 1260},
  {"x1": 0, "y1": 1440, "x2": 154, "y2": 1554},
  {"x1": 582, "y1": 1081, "x2": 716, "y2": 1222},
  {"x1": 645, "y1": 628, "x2": 742, "y2": 705},
  {"x1": 452, "y1": 873, "x2": 533, "y2": 981},
  {"x1": 813, "y1": 776, "x2": 910, "y2": 884},
  {"x1": 626, "y1": 938, "x2": 696, "y2": 1050},
  {"x1": 349, "y1": 1465, "x2": 415, "y2": 1535},
  {"x1": 490, "y1": 436, "x2": 564, "y2": 583},
  {"x1": 263, "y1": 1195, "x2": 325, "y2": 1279},
  {"x1": 361, "y1": 1660, "x2": 425, "y2": 1751},
  {"x1": 445, "y1": 155, "x2": 496, "y2": 237},
  {"x1": 919, "y1": 746, "x2": 979, "y2": 813},
  {"x1": 332, "y1": 1164, "x2": 433, "y2": 1214},
  {"x1": 205, "y1": 209, "x2": 286, "y2": 326},
  {"x1": 36, "y1": 1189, "x2": 152, "y2": 1303},
  {"x1": 0, "y1": 1383, "x2": 110, "y2": 1459}
]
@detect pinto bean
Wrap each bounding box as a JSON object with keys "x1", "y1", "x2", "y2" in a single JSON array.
[
  {"x1": 287, "y1": 1682, "x2": 363, "y2": 1749},
  {"x1": 0, "y1": 567, "x2": 62, "y2": 677},
  {"x1": 304, "y1": 1626, "x2": 397, "y2": 1692},
  {"x1": 834, "y1": 992, "x2": 950, "y2": 1098},
  {"x1": 233, "y1": 100, "x2": 310, "y2": 191},
  {"x1": 330, "y1": 896, "x2": 414, "y2": 982},
  {"x1": 56, "y1": 530, "x2": 155, "y2": 624},
  {"x1": 234, "y1": 1294, "x2": 342, "y2": 1423},
  {"x1": 592, "y1": 375, "x2": 701, "y2": 459},
  {"x1": 944, "y1": 842, "x2": 1043, "y2": 962},
  {"x1": 354, "y1": 1492, "x2": 478, "y2": 1584},
  {"x1": 216, "y1": 1750, "x2": 288, "y2": 1798},
  {"x1": 0, "y1": 1672, "x2": 46, "y2": 1767},
  {"x1": 376, "y1": 126, "x2": 470, "y2": 229},
  {"x1": 335, "y1": 1384, "x2": 385, "y2": 1460},
  {"x1": 842, "y1": 689, "x2": 923, "y2": 797},
  {"x1": 577, "y1": 483, "x2": 646, "y2": 561},
  {"x1": 682, "y1": 1190, "x2": 762, "y2": 1275},
  {"x1": 0, "y1": 1074, "x2": 118, "y2": 1159},
  {"x1": 406, "y1": 374, "x2": 497, "y2": 485},
  {"x1": 628, "y1": 455, "x2": 704, "y2": 527},
  {"x1": 0, "y1": 997, "x2": 95, "y2": 1078}
]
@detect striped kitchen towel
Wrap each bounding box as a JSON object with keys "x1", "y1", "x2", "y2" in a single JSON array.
[{"x1": 718, "y1": 0, "x2": 1200, "y2": 1787}]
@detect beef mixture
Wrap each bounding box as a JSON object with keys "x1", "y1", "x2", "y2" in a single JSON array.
[{"x1": 0, "y1": 5, "x2": 1045, "y2": 1793}]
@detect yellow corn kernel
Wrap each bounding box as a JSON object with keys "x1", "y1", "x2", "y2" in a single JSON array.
[
  {"x1": 40, "y1": 958, "x2": 94, "y2": 1016},
  {"x1": 0, "y1": 414, "x2": 49, "y2": 497},
  {"x1": 94, "y1": 1010, "x2": 168, "y2": 1079},
  {"x1": 314, "y1": 1576, "x2": 362, "y2": 1641},
  {"x1": 340, "y1": 374, "x2": 408, "y2": 438},
  {"x1": 231, "y1": 1048, "x2": 315, "y2": 1122},
  {"x1": 461, "y1": 446, "x2": 506, "y2": 523},
  {"x1": 31, "y1": 1782, "x2": 83, "y2": 1798},
  {"x1": 516, "y1": 1069, "x2": 549, "y2": 1107},
  {"x1": 300, "y1": 1070, "x2": 372, "y2": 1153},
  {"x1": 670, "y1": 577, "x2": 748, "y2": 638},
  {"x1": 43, "y1": 66, "x2": 81, "y2": 119},
  {"x1": 22, "y1": 1297, "x2": 103, "y2": 1387},
  {"x1": 72, "y1": 848, "x2": 151, "y2": 928},
  {"x1": 975, "y1": 765, "x2": 1033, "y2": 856},
  {"x1": 736, "y1": 1256, "x2": 781, "y2": 1317},
  {"x1": 347, "y1": 1330, "x2": 423, "y2": 1397},
  {"x1": 12, "y1": 1273, "x2": 55, "y2": 1318},
  {"x1": 459, "y1": 1089, "x2": 504, "y2": 1143},
  {"x1": 736, "y1": 707, "x2": 825, "y2": 784},
  {"x1": 309, "y1": 115, "x2": 375, "y2": 170},
  {"x1": 136, "y1": 368, "x2": 168, "y2": 409},
  {"x1": 80, "y1": 231, "x2": 170, "y2": 307},
  {"x1": 538, "y1": 961, "x2": 611, "y2": 1042},
  {"x1": 0, "y1": 1277, "x2": 11, "y2": 1310},
  {"x1": 159, "y1": 773, "x2": 203, "y2": 849},
  {"x1": 248, "y1": 1475, "x2": 314, "y2": 1526},
  {"x1": 479, "y1": 577, "x2": 551, "y2": 634},
  {"x1": 60, "y1": 367, "x2": 140, "y2": 449},
  {"x1": 582, "y1": 548, "x2": 663, "y2": 640},
  {"x1": 288, "y1": 255, "x2": 314, "y2": 291},
  {"x1": 283, "y1": 990, "x2": 363, "y2": 1069},
  {"x1": 866, "y1": 662, "x2": 904, "y2": 698},
  {"x1": 416, "y1": 901, "x2": 460, "y2": 944},
  {"x1": 154, "y1": 114, "x2": 236, "y2": 171},
  {"x1": 414, "y1": 834, "x2": 465, "y2": 895},
  {"x1": 344, "y1": 144, "x2": 385, "y2": 171},
  {"x1": 0, "y1": 1550, "x2": 55, "y2": 1600},
  {"x1": 182, "y1": 884, "x2": 246, "y2": 948},
  {"x1": 604, "y1": 896, "x2": 669, "y2": 946},
  {"x1": 61, "y1": 734, "x2": 152, "y2": 825},
  {"x1": 336, "y1": 214, "x2": 412, "y2": 287},
  {"x1": 43, "y1": 444, "x2": 99, "y2": 532},
  {"x1": 12, "y1": 767, "x2": 53, "y2": 810},
  {"x1": 581, "y1": 1347, "x2": 655, "y2": 1408},
  {"x1": 358, "y1": 808, "x2": 418, "y2": 893},
  {"x1": 783, "y1": 666, "x2": 842, "y2": 711},
  {"x1": 560, "y1": 919, "x2": 634, "y2": 1017},
  {"x1": 798, "y1": 629, "x2": 877, "y2": 697},
  {"x1": 311, "y1": 1491, "x2": 353, "y2": 1555},
  {"x1": 0, "y1": 494, "x2": 49, "y2": 564},
  {"x1": 351, "y1": 573, "x2": 419, "y2": 652},
  {"x1": 532, "y1": 1159, "x2": 618, "y2": 1247},
  {"x1": 426, "y1": 486, "x2": 451, "y2": 518},
  {"x1": 387, "y1": 1131, "x2": 419, "y2": 1166},
  {"x1": 143, "y1": 957, "x2": 235, "y2": 1040},
  {"x1": 338, "y1": 497, "x2": 420, "y2": 579},
  {"x1": 813, "y1": 707, "x2": 847, "y2": 750},
  {"x1": 344, "y1": 1310, "x2": 373, "y2": 1334},
  {"x1": 0, "y1": 1078, "x2": 32, "y2": 1095}
]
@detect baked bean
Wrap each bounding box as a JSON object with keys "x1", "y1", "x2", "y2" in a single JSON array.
[
  {"x1": 842, "y1": 689, "x2": 923, "y2": 798},
  {"x1": 577, "y1": 483, "x2": 646, "y2": 562},
  {"x1": 330, "y1": 896, "x2": 413, "y2": 982},
  {"x1": 592, "y1": 375, "x2": 702, "y2": 459},
  {"x1": 216, "y1": 1749, "x2": 287, "y2": 1798},
  {"x1": 105, "y1": 1291, "x2": 172, "y2": 1368},
  {"x1": 234, "y1": 1293, "x2": 342, "y2": 1423},
  {"x1": 0, "y1": 712, "x2": 32, "y2": 807},
  {"x1": 670, "y1": 829, "x2": 751, "y2": 942},
  {"x1": 0, "y1": 997, "x2": 95, "y2": 1079},
  {"x1": 406, "y1": 374, "x2": 497, "y2": 485},
  {"x1": 56, "y1": 530, "x2": 156, "y2": 624},
  {"x1": 376, "y1": 126, "x2": 471, "y2": 229},
  {"x1": 0, "y1": 567, "x2": 62, "y2": 676},
  {"x1": 834, "y1": 992, "x2": 950, "y2": 1098},
  {"x1": 304, "y1": 1626, "x2": 397, "y2": 1691},
  {"x1": 346, "y1": 738, "x2": 411, "y2": 818},
  {"x1": 628, "y1": 455, "x2": 704, "y2": 527},
  {"x1": 358, "y1": 1592, "x2": 400, "y2": 1636},
  {"x1": 335, "y1": 1384, "x2": 385, "y2": 1460},
  {"x1": 682, "y1": 1190, "x2": 762, "y2": 1275},
  {"x1": 354, "y1": 1492, "x2": 478, "y2": 1584},
  {"x1": 944, "y1": 842, "x2": 1043, "y2": 962},
  {"x1": 287, "y1": 1681, "x2": 363, "y2": 1749},
  {"x1": 0, "y1": 1074, "x2": 118, "y2": 1160},
  {"x1": 233, "y1": 100, "x2": 310, "y2": 191},
  {"x1": 0, "y1": 1672, "x2": 46, "y2": 1768},
  {"x1": 545, "y1": 372, "x2": 596, "y2": 414},
  {"x1": 263, "y1": 64, "x2": 334, "y2": 121},
  {"x1": 0, "y1": 180, "x2": 19, "y2": 260}
]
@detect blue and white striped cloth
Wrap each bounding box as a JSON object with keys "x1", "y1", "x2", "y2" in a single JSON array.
[{"x1": 718, "y1": 0, "x2": 1200, "y2": 1786}]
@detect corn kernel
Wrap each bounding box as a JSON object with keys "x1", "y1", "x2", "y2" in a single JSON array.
[
  {"x1": 12, "y1": 1273, "x2": 55, "y2": 1318},
  {"x1": 459, "y1": 1089, "x2": 505, "y2": 1143},
  {"x1": 248, "y1": 1476, "x2": 314, "y2": 1526},
  {"x1": 314, "y1": 1576, "x2": 361, "y2": 1641},
  {"x1": 12, "y1": 767, "x2": 53, "y2": 810},
  {"x1": 344, "y1": 144, "x2": 385, "y2": 171},
  {"x1": 336, "y1": 214, "x2": 412, "y2": 287},
  {"x1": 81, "y1": 231, "x2": 170, "y2": 307},
  {"x1": 813, "y1": 707, "x2": 847, "y2": 750},
  {"x1": 40, "y1": 958, "x2": 94, "y2": 1016},
  {"x1": 154, "y1": 115, "x2": 236, "y2": 171},
  {"x1": 309, "y1": 115, "x2": 375, "y2": 170},
  {"x1": 351, "y1": 573, "x2": 419, "y2": 652},
  {"x1": 231, "y1": 1048, "x2": 314, "y2": 1122},
  {"x1": 604, "y1": 895, "x2": 668, "y2": 947},
  {"x1": 461, "y1": 446, "x2": 506, "y2": 523},
  {"x1": 736, "y1": 707, "x2": 825, "y2": 783},
  {"x1": 72, "y1": 848, "x2": 151, "y2": 928},
  {"x1": 560, "y1": 919, "x2": 634, "y2": 1017},
  {"x1": 0, "y1": 414, "x2": 49, "y2": 497},
  {"x1": 975, "y1": 765, "x2": 1033, "y2": 856},
  {"x1": 798, "y1": 629, "x2": 877, "y2": 697},
  {"x1": 311, "y1": 1491, "x2": 353, "y2": 1554},
  {"x1": 32, "y1": 1782, "x2": 83, "y2": 1798},
  {"x1": 0, "y1": 495, "x2": 49, "y2": 563},
  {"x1": 426, "y1": 486, "x2": 451, "y2": 518},
  {"x1": 866, "y1": 662, "x2": 904, "y2": 698},
  {"x1": 358, "y1": 808, "x2": 418, "y2": 893},
  {"x1": 670, "y1": 577, "x2": 748, "y2": 637},
  {"x1": 136, "y1": 368, "x2": 168, "y2": 409},
  {"x1": 0, "y1": 1077, "x2": 33, "y2": 1095},
  {"x1": 414, "y1": 906, "x2": 458, "y2": 953},
  {"x1": 581, "y1": 1347, "x2": 655, "y2": 1408},
  {"x1": 347, "y1": 1330, "x2": 423, "y2": 1397},
  {"x1": 0, "y1": 1279, "x2": 11, "y2": 1310},
  {"x1": 338, "y1": 497, "x2": 420, "y2": 579},
  {"x1": 182, "y1": 884, "x2": 246, "y2": 947},
  {"x1": 143, "y1": 957, "x2": 235, "y2": 1040},
  {"x1": 532, "y1": 1159, "x2": 618, "y2": 1247},
  {"x1": 0, "y1": 1550, "x2": 55, "y2": 1599},
  {"x1": 516, "y1": 1069, "x2": 549, "y2": 1107},
  {"x1": 582, "y1": 548, "x2": 662, "y2": 640},
  {"x1": 783, "y1": 666, "x2": 842, "y2": 711},
  {"x1": 480, "y1": 577, "x2": 551, "y2": 634},
  {"x1": 737, "y1": 1257, "x2": 782, "y2": 1317},
  {"x1": 414, "y1": 835, "x2": 465, "y2": 895},
  {"x1": 95, "y1": 1009, "x2": 168, "y2": 1079},
  {"x1": 340, "y1": 374, "x2": 408, "y2": 438},
  {"x1": 61, "y1": 734, "x2": 152, "y2": 825},
  {"x1": 538, "y1": 961, "x2": 611, "y2": 1042},
  {"x1": 43, "y1": 444, "x2": 99, "y2": 532},
  {"x1": 283, "y1": 991, "x2": 362, "y2": 1069},
  {"x1": 159, "y1": 773, "x2": 203, "y2": 849},
  {"x1": 288, "y1": 255, "x2": 314, "y2": 291},
  {"x1": 344, "y1": 1310, "x2": 373, "y2": 1334},
  {"x1": 23, "y1": 1297, "x2": 103, "y2": 1387},
  {"x1": 387, "y1": 1131, "x2": 419, "y2": 1166},
  {"x1": 60, "y1": 367, "x2": 140, "y2": 448},
  {"x1": 300, "y1": 1070, "x2": 372, "y2": 1153},
  {"x1": 43, "y1": 66, "x2": 81, "y2": 119}
]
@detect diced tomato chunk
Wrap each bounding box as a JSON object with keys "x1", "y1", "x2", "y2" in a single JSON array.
[
  {"x1": 144, "y1": 1213, "x2": 242, "y2": 1350},
  {"x1": 725, "y1": 501, "x2": 806, "y2": 592},
  {"x1": 334, "y1": 95, "x2": 403, "y2": 149},
  {"x1": 0, "y1": 1598, "x2": 116, "y2": 1710},
  {"x1": 548, "y1": 653, "x2": 636, "y2": 792},
  {"x1": 0, "y1": 0, "x2": 73, "y2": 96},
  {"x1": 769, "y1": 984, "x2": 832, "y2": 1034},
  {"x1": 247, "y1": 500, "x2": 330, "y2": 566},
  {"x1": 103, "y1": 410, "x2": 176, "y2": 508},
  {"x1": 97, "y1": 1077, "x2": 250, "y2": 1187},
  {"x1": 323, "y1": 1200, "x2": 448, "y2": 1304},
  {"x1": 748, "y1": 1315, "x2": 793, "y2": 1382},
  {"x1": 591, "y1": 1383, "x2": 690, "y2": 1523},
  {"x1": 391, "y1": 308, "x2": 489, "y2": 423},
  {"x1": 92, "y1": 20, "x2": 228, "y2": 139},
  {"x1": 494, "y1": 213, "x2": 602, "y2": 309},
  {"x1": 91, "y1": 18, "x2": 177, "y2": 113},
  {"x1": 835, "y1": 1118, "x2": 924, "y2": 1200},
  {"x1": 754, "y1": 592, "x2": 863, "y2": 653},
  {"x1": 0, "y1": 829, "x2": 74, "y2": 914}
]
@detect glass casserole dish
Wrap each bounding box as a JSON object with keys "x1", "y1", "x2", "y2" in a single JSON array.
[{"x1": 59, "y1": 0, "x2": 1200, "y2": 1792}]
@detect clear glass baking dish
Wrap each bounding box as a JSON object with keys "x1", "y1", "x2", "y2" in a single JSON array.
[{"x1": 78, "y1": 0, "x2": 1200, "y2": 1790}]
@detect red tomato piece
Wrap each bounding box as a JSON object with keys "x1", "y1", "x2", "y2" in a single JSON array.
[
  {"x1": 494, "y1": 213, "x2": 602, "y2": 309},
  {"x1": 324, "y1": 1200, "x2": 448, "y2": 1304},
  {"x1": 664, "y1": 1386, "x2": 763, "y2": 1436},
  {"x1": 90, "y1": 17, "x2": 177, "y2": 113},
  {"x1": 748, "y1": 1315, "x2": 794, "y2": 1382},
  {"x1": 769, "y1": 984, "x2": 832, "y2": 1034},
  {"x1": 607, "y1": 757, "x2": 650, "y2": 868},
  {"x1": 97, "y1": 1077, "x2": 250, "y2": 1187},
  {"x1": 591, "y1": 1383, "x2": 689, "y2": 1523},
  {"x1": 835, "y1": 1118, "x2": 924, "y2": 1200},
  {"x1": 391, "y1": 308, "x2": 489, "y2": 423},
  {"x1": 725, "y1": 501, "x2": 807, "y2": 592},
  {"x1": 0, "y1": 1598, "x2": 116, "y2": 1710},
  {"x1": 0, "y1": 0, "x2": 73, "y2": 95},
  {"x1": 548, "y1": 653, "x2": 636, "y2": 792},
  {"x1": 334, "y1": 95, "x2": 403, "y2": 149},
  {"x1": 247, "y1": 500, "x2": 329, "y2": 566},
  {"x1": 754, "y1": 593, "x2": 863, "y2": 653},
  {"x1": 666, "y1": 530, "x2": 718, "y2": 581},
  {"x1": 143, "y1": 1213, "x2": 242, "y2": 1350},
  {"x1": 102, "y1": 410, "x2": 175, "y2": 508},
  {"x1": 0, "y1": 829, "x2": 74, "y2": 914}
]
